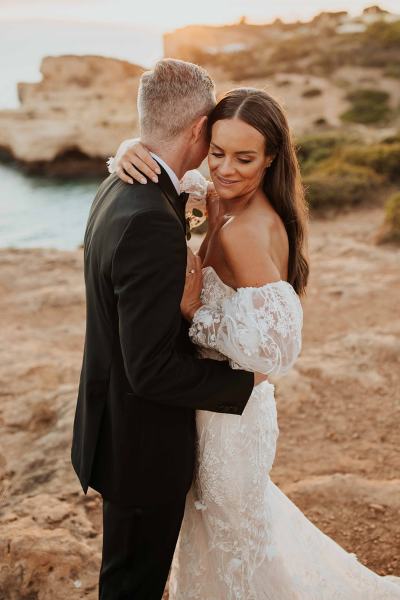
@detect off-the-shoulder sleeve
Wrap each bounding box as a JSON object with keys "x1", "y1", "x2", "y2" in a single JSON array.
[{"x1": 189, "y1": 282, "x2": 303, "y2": 376}]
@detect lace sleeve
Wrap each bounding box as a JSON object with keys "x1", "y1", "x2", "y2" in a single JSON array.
[{"x1": 189, "y1": 282, "x2": 303, "y2": 376}]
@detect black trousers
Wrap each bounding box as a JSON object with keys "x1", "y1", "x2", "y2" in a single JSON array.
[{"x1": 99, "y1": 496, "x2": 186, "y2": 600}]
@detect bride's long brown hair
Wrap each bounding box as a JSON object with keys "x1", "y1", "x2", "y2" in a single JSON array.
[{"x1": 208, "y1": 88, "x2": 309, "y2": 296}]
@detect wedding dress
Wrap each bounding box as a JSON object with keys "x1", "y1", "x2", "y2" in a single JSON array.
[{"x1": 168, "y1": 264, "x2": 400, "y2": 599}]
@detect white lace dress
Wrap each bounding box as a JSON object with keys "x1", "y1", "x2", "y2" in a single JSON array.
[{"x1": 167, "y1": 266, "x2": 400, "y2": 598}]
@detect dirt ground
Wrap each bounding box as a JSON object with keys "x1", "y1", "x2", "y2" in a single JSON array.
[{"x1": 0, "y1": 206, "x2": 399, "y2": 598}]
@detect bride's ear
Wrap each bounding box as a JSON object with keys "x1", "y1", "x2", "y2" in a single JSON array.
[
  {"x1": 191, "y1": 115, "x2": 208, "y2": 143},
  {"x1": 264, "y1": 154, "x2": 276, "y2": 169}
]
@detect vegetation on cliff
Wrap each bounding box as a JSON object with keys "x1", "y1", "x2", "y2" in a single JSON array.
[
  {"x1": 340, "y1": 89, "x2": 392, "y2": 124},
  {"x1": 297, "y1": 133, "x2": 400, "y2": 212},
  {"x1": 181, "y1": 19, "x2": 400, "y2": 80},
  {"x1": 376, "y1": 192, "x2": 400, "y2": 243}
]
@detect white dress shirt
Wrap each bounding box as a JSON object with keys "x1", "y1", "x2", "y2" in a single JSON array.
[{"x1": 150, "y1": 152, "x2": 181, "y2": 195}]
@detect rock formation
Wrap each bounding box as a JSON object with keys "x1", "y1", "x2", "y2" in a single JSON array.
[{"x1": 0, "y1": 55, "x2": 144, "y2": 176}]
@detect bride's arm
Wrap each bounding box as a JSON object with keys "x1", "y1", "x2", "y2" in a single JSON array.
[
  {"x1": 182, "y1": 226, "x2": 303, "y2": 376},
  {"x1": 110, "y1": 139, "x2": 213, "y2": 195},
  {"x1": 108, "y1": 138, "x2": 161, "y2": 184},
  {"x1": 189, "y1": 279, "x2": 303, "y2": 376},
  {"x1": 109, "y1": 139, "x2": 210, "y2": 194}
]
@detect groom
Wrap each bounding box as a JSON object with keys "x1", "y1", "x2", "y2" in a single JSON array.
[{"x1": 71, "y1": 59, "x2": 260, "y2": 600}]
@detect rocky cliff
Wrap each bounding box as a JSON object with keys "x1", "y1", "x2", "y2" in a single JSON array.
[{"x1": 0, "y1": 55, "x2": 144, "y2": 176}]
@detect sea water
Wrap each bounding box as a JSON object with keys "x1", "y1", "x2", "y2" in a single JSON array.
[
  {"x1": 0, "y1": 18, "x2": 162, "y2": 249},
  {"x1": 0, "y1": 165, "x2": 101, "y2": 249}
]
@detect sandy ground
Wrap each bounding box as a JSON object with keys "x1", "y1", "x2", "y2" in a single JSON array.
[{"x1": 0, "y1": 206, "x2": 399, "y2": 598}]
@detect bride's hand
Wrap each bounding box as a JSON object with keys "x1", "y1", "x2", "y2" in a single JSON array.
[
  {"x1": 206, "y1": 182, "x2": 221, "y2": 231},
  {"x1": 113, "y1": 139, "x2": 161, "y2": 185},
  {"x1": 181, "y1": 249, "x2": 203, "y2": 322}
]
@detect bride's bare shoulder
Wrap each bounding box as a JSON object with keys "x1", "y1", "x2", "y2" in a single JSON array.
[
  {"x1": 219, "y1": 208, "x2": 282, "y2": 252},
  {"x1": 220, "y1": 214, "x2": 269, "y2": 248},
  {"x1": 218, "y1": 216, "x2": 281, "y2": 287}
]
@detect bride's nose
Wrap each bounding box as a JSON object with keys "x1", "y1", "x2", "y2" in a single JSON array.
[{"x1": 218, "y1": 158, "x2": 236, "y2": 177}]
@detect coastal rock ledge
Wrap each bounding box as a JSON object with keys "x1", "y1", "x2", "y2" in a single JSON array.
[{"x1": 0, "y1": 55, "x2": 144, "y2": 176}]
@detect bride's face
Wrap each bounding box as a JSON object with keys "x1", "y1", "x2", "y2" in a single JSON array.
[{"x1": 208, "y1": 117, "x2": 271, "y2": 201}]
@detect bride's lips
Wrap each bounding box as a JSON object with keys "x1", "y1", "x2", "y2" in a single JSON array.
[{"x1": 215, "y1": 174, "x2": 240, "y2": 186}]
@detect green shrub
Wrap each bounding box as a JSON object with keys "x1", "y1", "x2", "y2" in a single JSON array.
[
  {"x1": 384, "y1": 63, "x2": 400, "y2": 79},
  {"x1": 302, "y1": 87, "x2": 322, "y2": 98},
  {"x1": 364, "y1": 21, "x2": 400, "y2": 48},
  {"x1": 313, "y1": 117, "x2": 328, "y2": 126},
  {"x1": 303, "y1": 161, "x2": 382, "y2": 211},
  {"x1": 297, "y1": 133, "x2": 355, "y2": 174},
  {"x1": 341, "y1": 143, "x2": 400, "y2": 182},
  {"x1": 309, "y1": 52, "x2": 348, "y2": 76},
  {"x1": 201, "y1": 45, "x2": 275, "y2": 80},
  {"x1": 382, "y1": 133, "x2": 400, "y2": 144},
  {"x1": 376, "y1": 192, "x2": 400, "y2": 244},
  {"x1": 276, "y1": 79, "x2": 292, "y2": 87},
  {"x1": 270, "y1": 35, "x2": 315, "y2": 63},
  {"x1": 340, "y1": 89, "x2": 391, "y2": 124}
]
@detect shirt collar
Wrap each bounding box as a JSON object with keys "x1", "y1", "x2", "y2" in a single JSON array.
[{"x1": 150, "y1": 152, "x2": 180, "y2": 195}]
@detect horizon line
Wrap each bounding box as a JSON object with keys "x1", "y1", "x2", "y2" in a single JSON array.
[{"x1": 1, "y1": 5, "x2": 398, "y2": 34}]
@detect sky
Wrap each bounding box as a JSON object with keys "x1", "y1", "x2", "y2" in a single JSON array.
[
  {"x1": 1, "y1": 0, "x2": 400, "y2": 31},
  {"x1": 0, "y1": 0, "x2": 399, "y2": 108}
]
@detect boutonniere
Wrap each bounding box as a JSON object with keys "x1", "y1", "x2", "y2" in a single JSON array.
[
  {"x1": 185, "y1": 202, "x2": 207, "y2": 240},
  {"x1": 181, "y1": 170, "x2": 209, "y2": 241}
]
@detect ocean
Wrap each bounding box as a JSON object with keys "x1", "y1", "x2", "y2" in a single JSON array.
[
  {"x1": 0, "y1": 165, "x2": 100, "y2": 249},
  {"x1": 0, "y1": 19, "x2": 163, "y2": 249}
]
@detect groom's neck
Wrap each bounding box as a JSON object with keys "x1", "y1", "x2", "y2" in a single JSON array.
[{"x1": 142, "y1": 137, "x2": 189, "y2": 180}]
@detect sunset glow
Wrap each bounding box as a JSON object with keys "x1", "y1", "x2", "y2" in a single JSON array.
[{"x1": 1, "y1": 0, "x2": 400, "y2": 31}]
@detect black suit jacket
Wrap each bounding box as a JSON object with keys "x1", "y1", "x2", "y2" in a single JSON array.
[{"x1": 71, "y1": 167, "x2": 253, "y2": 505}]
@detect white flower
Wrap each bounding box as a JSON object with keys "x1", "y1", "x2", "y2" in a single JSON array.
[
  {"x1": 181, "y1": 170, "x2": 209, "y2": 230},
  {"x1": 106, "y1": 156, "x2": 116, "y2": 174}
]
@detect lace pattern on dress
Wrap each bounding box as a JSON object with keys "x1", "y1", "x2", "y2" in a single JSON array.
[{"x1": 189, "y1": 266, "x2": 303, "y2": 376}]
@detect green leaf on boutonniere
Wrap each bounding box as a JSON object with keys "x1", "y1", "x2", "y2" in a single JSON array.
[{"x1": 192, "y1": 208, "x2": 203, "y2": 218}]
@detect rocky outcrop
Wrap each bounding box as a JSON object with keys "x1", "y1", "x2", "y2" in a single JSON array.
[{"x1": 0, "y1": 55, "x2": 144, "y2": 176}]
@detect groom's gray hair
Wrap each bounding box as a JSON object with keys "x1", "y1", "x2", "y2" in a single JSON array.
[{"x1": 137, "y1": 58, "x2": 216, "y2": 141}]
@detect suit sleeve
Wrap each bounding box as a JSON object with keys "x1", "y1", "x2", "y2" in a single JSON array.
[{"x1": 111, "y1": 209, "x2": 253, "y2": 414}]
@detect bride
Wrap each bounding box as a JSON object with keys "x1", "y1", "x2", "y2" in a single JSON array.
[{"x1": 111, "y1": 88, "x2": 400, "y2": 598}]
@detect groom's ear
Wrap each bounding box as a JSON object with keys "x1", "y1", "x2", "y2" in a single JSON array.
[{"x1": 191, "y1": 115, "x2": 208, "y2": 143}]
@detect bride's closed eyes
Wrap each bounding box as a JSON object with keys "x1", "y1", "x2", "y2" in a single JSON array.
[{"x1": 210, "y1": 152, "x2": 253, "y2": 164}]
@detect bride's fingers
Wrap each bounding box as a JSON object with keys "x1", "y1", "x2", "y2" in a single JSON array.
[
  {"x1": 186, "y1": 247, "x2": 195, "y2": 261},
  {"x1": 120, "y1": 162, "x2": 147, "y2": 185},
  {"x1": 190, "y1": 257, "x2": 203, "y2": 288},
  {"x1": 124, "y1": 154, "x2": 160, "y2": 184},
  {"x1": 135, "y1": 145, "x2": 161, "y2": 176},
  {"x1": 194, "y1": 255, "x2": 203, "y2": 271},
  {"x1": 192, "y1": 268, "x2": 203, "y2": 296},
  {"x1": 187, "y1": 250, "x2": 202, "y2": 272},
  {"x1": 186, "y1": 256, "x2": 196, "y2": 275},
  {"x1": 206, "y1": 181, "x2": 216, "y2": 197},
  {"x1": 116, "y1": 165, "x2": 134, "y2": 185}
]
